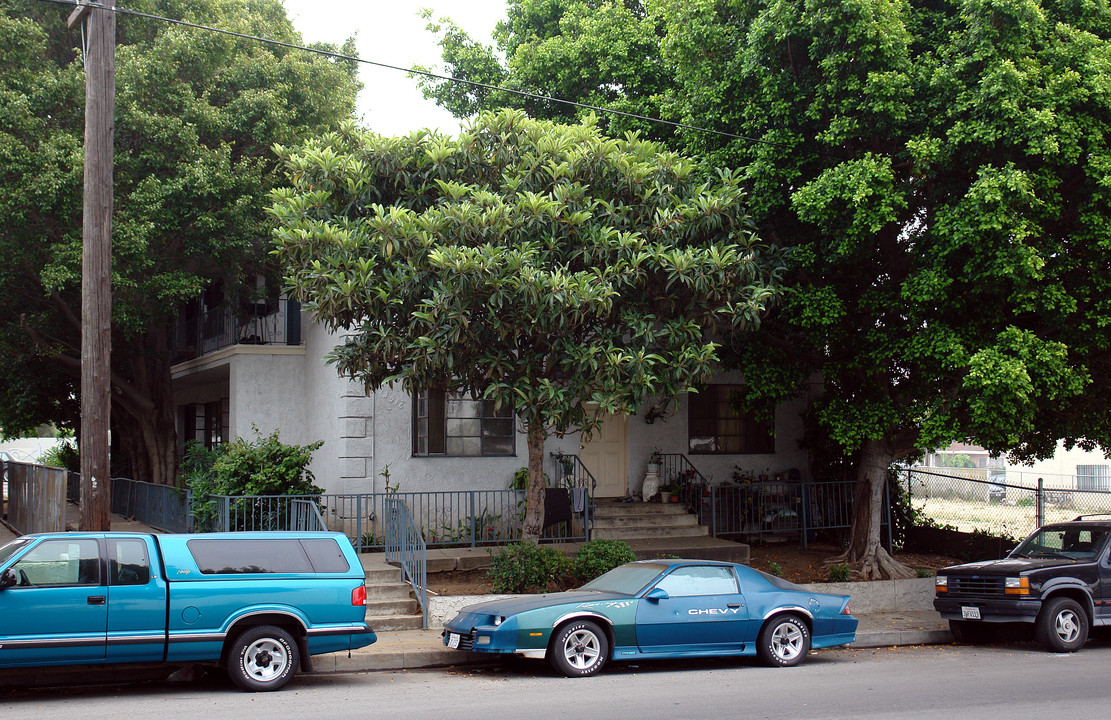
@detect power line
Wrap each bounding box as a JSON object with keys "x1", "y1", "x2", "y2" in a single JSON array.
[{"x1": 35, "y1": 0, "x2": 796, "y2": 151}]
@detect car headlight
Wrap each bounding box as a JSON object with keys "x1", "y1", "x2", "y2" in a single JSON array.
[
  {"x1": 935, "y1": 575, "x2": 947, "y2": 592},
  {"x1": 493, "y1": 615, "x2": 506, "y2": 626},
  {"x1": 1004, "y1": 577, "x2": 1030, "y2": 596}
]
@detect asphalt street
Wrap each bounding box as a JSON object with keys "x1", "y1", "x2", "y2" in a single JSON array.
[{"x1": 2, "y1": 639, "x2": 1110, "y2": 720}]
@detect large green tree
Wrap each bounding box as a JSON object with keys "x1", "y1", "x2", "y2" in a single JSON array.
[
  {"x1": 659, "y1": 0, "x2": 1111, "y2": 578},
  {"x1": 269, "y1": 109, "x2": 784, "y2": 539},
  {"x1": 421, "y1": 0, "x2": 1111, "y2": 577},
  {"x1": 417, "y1": 0, "x2": 673, "y2": 141},
  {"x1": 0, "y1": 0, "x2": 359, "y2": 484}
]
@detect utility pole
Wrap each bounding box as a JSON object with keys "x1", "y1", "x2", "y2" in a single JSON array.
[{"x1": 69, "y1": 2, "x2": 115, "y2": 531}]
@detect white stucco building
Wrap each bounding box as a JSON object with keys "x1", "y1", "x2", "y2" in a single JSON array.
[{"x1": 170, "y1": 298, "x2": 815, "y2": 499}]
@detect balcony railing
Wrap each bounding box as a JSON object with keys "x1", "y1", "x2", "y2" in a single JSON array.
[{"x1": 171, "y1": 297, "x2": 301, "y2": 363}]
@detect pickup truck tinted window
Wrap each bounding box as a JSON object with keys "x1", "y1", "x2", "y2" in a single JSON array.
[
  {"x1": 109, "y1": 538, "x2": 151, "y2": 585},
  {"x1": 186, "y1": 538, "x2": 349, "y2": 574},
  {"x1": 301, "y1": 538, "x2": 352, "y2": 573}
]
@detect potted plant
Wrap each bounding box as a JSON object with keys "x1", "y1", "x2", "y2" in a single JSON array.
[
  {"x1": 647, "y1": 449, "x2": 663, "y2": 475},
  {"x1": 665, "y1": 481, "x2": 682, "y2": 502}
]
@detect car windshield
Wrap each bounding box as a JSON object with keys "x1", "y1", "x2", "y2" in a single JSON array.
[
  {"x1": 1011, "y1": 526, "x2": 1109, "y2": 560},
  {"x1": 0, "y1": 537, "x2": 32, "y2": 566},
  {"x1": 580, "y1": 563, "x2": 667, "y2": 595}
]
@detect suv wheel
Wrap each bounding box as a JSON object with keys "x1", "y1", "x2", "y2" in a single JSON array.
[{"x1": 1035, "y1": 597, "x2": 1088, "y2": 653}]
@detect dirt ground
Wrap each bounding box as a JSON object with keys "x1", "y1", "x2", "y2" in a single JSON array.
[{"x1": 426, "y1": 542, "x2": 963, "y2": 596}]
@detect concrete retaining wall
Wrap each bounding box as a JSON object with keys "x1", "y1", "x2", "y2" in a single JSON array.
[{"x1": 428, "y1": 577, "x2": 936, "y2": 628}]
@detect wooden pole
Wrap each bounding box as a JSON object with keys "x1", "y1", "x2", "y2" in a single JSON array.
[{"x1": 70, "y1": 2, "x2": 115, "y2": 531}]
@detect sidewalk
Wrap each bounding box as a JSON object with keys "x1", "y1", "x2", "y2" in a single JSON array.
[{"x1": 315, "y1": 609, "x2": 953, "y2": 673}]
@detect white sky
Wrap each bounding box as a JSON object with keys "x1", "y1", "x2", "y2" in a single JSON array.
[{"x1": 280, "y1": 0, "x2": 509, "y2": 136}]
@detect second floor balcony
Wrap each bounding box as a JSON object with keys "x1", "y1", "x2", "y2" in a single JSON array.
[{"x1": 171, "y1": 296, "x2": 301, "y2": 364}]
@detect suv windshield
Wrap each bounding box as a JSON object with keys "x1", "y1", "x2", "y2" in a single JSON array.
[{"x1": 1011, "y1": 525, "x2": 1109, "y2": 560}]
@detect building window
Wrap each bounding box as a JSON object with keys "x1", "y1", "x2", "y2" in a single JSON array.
[
  {"x1": 687, "y1": 385, "x2": 774, "y2": 454},
  {"x1": 1076, "y1": 465, "x2": 1109, "y2": 491},
  {"x1": 413, "y1": 391, "x2": 515, "y2": 457},
  {"x1": 180, "y1": 400, "x2": 227, "y2": 453}
]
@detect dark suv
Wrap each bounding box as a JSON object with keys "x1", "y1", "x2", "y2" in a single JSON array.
[{"x1": 934, "y1": 516, "x2": 1111, "y2": 652}]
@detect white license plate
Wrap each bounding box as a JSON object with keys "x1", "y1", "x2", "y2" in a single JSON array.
[
  {"x1": 447, "y1": 632, "x2": 461, "y2": 649},
  {"x1": 961, "y1": 606, "x2": 981, "y2": 620}
]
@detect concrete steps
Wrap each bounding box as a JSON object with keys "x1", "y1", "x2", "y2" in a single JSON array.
[
  {"x1": 360, "y1": 556, "x2": 423, "y2": 631},
  {"x1": 591, "y1": 501, "x2": 711, "y2": 542}
]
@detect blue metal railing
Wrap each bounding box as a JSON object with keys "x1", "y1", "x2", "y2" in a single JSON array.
[
  {"x1": 111, "y1": 477, "x2": 194, "y2": 533},
  {"x1": 201, "y1": 489, "x2": 591, "y2": 550},
  {"x1": 384, "y1": 497, "x2": 428, "y2": 628},
  {"x1": 289, "y1": 498, "x2": 328, "y2": 531}
]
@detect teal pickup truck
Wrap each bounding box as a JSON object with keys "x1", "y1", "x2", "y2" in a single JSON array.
[{"x1": 0, "y1": 531, "x2": 376, "y2": 691}]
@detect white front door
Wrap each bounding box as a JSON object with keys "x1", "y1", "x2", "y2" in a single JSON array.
[{"x1": 579, "y1": 414, "x2": 628, "y2": 498}]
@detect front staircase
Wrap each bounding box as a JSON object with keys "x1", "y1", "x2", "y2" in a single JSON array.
[
  {"x1": 360, "y1": 555, "x2": 424, "y2": 631},
  {"x1": 590, "y1": 499, "x2": 749, "y2": 563},
  {"x1": 592, "y1": 501, "x2": 707, "y2": 540}
]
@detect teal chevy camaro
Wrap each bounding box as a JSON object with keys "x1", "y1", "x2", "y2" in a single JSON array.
[{"x1": 442, "y1": 559, "x2": 858, "y2": 676}]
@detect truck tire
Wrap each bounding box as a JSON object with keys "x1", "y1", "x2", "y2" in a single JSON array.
[
  {"x1": 227, "y1": 625, "x2": 300, "y2": 691},
  {"x1": 1035, "y1": 597, "x2": 1088, "y2": 653}
]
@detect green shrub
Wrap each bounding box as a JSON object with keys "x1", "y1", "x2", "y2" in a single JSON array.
[
  {"x1": 39, "y1": 440, "x2": 80, "y2": 472},
  {"x1": 183, "y1": 428, "x2": 323, "y2": 530},
  {"x1": 828, "y1": 563, "x2": 851, "y2": 582},
  {"x1": 766, "y1": 561, "x2": 784, "y2": 577},
  {"x1": 574, "y1": 539, "x2": 636, "y2": 581},
  {"x1": 487, "y1": 542, "x2": 572, "y2": 593}
]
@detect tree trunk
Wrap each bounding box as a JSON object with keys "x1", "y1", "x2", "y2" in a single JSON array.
[
  {"x1": 109, "y1": 333, "x2": 179, "y2": 486},
  {"x1": 829, "y1": 438, "x2": 916, "y2": 580},
  {"x1": 521, "y1": 421, "x2": 548, "y2": 541}
]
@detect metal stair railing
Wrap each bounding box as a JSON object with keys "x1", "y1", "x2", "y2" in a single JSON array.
[
  {"x1": 658, "y1": 453, "x2": 711, "y2": 522},
  {"x1": 550, "y1": 452, "x2": 596, "y2": 540},
  {"x1": 384, "y1": 497, "x2": 428, "y2": 629}
]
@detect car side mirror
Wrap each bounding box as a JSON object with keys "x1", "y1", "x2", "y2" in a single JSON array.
[
  {"x1": 645, "y1": 587, "x2": 669, "y2": 602},
  {"x1": 0, "y1": 568, "x2": 16, "y2": 590}
]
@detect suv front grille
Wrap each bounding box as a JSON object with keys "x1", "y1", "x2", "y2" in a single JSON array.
[{"x1": 950, "y1": 576, "x2": 1005, "y2": 596}]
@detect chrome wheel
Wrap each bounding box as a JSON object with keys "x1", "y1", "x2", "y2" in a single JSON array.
[
  {"x1": 241, "y1": 636, "x2": 290, "y2": 683},
  {"x1": 757, "y1": 614, "x2": 811, "y2": 667},
  {"x1": 770, "y1": 622, "x2": 804, "y2": 662},
  {"x1": 1053, "y1": 608, "x2": 1080, "y2": 644},
  {"x1": 562, "y1": 627, "x2": 602, "y2": 670},
  {"x1": 549, "y1": 620, "x2": 608, "y2": 677},
  {"x1": 227, "y1": 625, "x2": 299, "y2": 691}
]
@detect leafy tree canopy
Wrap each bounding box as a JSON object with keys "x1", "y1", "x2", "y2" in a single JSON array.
[
  {"x1": 416, "y1": 0, "x2": 672, "y2": 140},
  {"x1": 0, "y1": 0, "x2": 360, "y2": 482},
  {"x1": 269, "y1": 108, "x2": 785, "y2": 537},
  {"x1": 419, "y1": 0, "x2": 1111, "y2": 576},
  {"x1": 660, "y1": 0, "x2": 1111, "y2": 576}
]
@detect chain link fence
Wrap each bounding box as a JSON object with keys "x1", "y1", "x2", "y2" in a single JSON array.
[{"x1": 897, "y1": 467, "x2": 1111, "y2": 541}]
